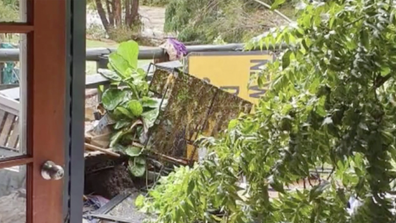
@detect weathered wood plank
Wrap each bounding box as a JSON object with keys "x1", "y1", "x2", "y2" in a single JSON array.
[
  {"x1": 0, "y1": 110, "x2": 5, "y2": 130},
  {"x1": 7, "y1": 117, "x2": 19, "y2": 148},
  {"x1": 0, "y1": 114, "x2": 15, "y2": 146}
]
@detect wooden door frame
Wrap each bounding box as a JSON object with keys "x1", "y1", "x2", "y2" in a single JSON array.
[{"x1": 0, "y1": 0, "x2": 86, "y2": 222}]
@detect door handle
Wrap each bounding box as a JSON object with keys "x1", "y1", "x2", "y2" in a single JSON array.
[{"x1": 41, "y1": 160, "x2": 64, "y2": 180}]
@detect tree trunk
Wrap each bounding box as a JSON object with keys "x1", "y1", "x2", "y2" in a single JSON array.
[
  {"x1": 125, "y1": 0, "x2": 132, "y2": 27},
  {"x1": 105, "y1": 0, "x2": 114, "y2": 26},
  {"x1": 94, "y1": 0, "x2": 110, "y2": 33},
  {"x1": 111, "y1": 0, "x2": 117, "y2": 27},
  {"x1": 114, "y1": 0, "x2": 122, "y2": 27},
  {"x1": 131, "y1": 0, "x2": 139, "y2": 25}
]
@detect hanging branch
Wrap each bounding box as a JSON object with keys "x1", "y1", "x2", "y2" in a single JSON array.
[{"x1": 251, "y1": 0, "x2": 293, "y2": 23}]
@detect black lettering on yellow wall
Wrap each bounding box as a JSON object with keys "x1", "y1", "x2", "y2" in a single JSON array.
[
  {"x1": 249, "y1": 59, "x2": 270, "y2": 99},
  {"x1": 248, "y1": 86, "x2": 266, "y2": 98}
]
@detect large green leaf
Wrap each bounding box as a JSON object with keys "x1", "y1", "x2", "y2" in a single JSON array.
[
  {"x1": 102, "y1": 89, "x2": 128, "y2": 110},
  {"x1": 115, "y1": 107, "x2": 134, "y2": 119},
  {"x1": 128, "y1": 100, "x2": 143, "y2": 116},
  {"x1": 113, "y1": 144, "x2": 126, "y2": 152},
  {"x1": 140, "y1": 97, "x2": 161, "y2": 108},
  {"x1": 129, "y1": 164, "x2": 146, "y2": 177},
  {"x1": 110, "y1": 120, "x2": 143, "y2": 148},
  {"x1": 142, "y1": 108, "x2": 160, "y2": 129},
  {"x1": 98, "y1": 68, "x2": 122, "y2": 81},
  {"x1": 117, "y1": 41, "x2": 139, "y2": 69},
  {"x1": 134, "y1": 157, "x2": 146, "y2": 165},
  {"x1": 136, "y1": 68, "x2": 147, "y2": 79},
  {"x1": 282, "y1": 50, "x2": 292, "y2": 69},
  {"x1": 128, "y1": 158, "x2": 146, "y2": 177},
  {"x1": 114, "y1": 120, "x2": 131, "y2": 130},
  {"x1": 108, "y1": 53, "x2": 131, "y2": 78},
  {"x1": 125, "y1": 146, "x2": 142, "y2": 157},
  {"x1": 110, "y1": 130, "x2": 129, "y2": 148}
]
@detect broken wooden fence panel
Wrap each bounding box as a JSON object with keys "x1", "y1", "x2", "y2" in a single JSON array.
[{"x1": 146, "y1": 66, "x2": 253, "y2": 164}]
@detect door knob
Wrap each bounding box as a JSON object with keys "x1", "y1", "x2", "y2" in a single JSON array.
[{"x1": 41, "y1": 160, "x2": 64, "y2": 180}]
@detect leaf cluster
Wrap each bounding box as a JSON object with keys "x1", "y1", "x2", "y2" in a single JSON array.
[
  {"x1": 99, "y1": 41, "x2": 163, "y2": 177},
  {"x1": 136, "y1": 0, "x2": 396, "y2": 222}
]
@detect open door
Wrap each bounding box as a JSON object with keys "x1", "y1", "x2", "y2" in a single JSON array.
[{"x1": 0, "y1": 0, "x2": 67, "y2": 222}]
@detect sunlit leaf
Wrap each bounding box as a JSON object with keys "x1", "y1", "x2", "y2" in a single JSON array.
[
  {"x1": 116, "y1": 40, "x2": 139, "y2": 69},
  {"x1": 102, "y1": 89, "x2": 128, "y2": 110},
  {"x1": 271, "y1": 0, "x2": 286, "y2": 10},
  {"x1": 125, "y1": 146, "x2": 142, "y2": 157},
  {"x1": 98, "y1": 68, "x2": 122, "y2": 81},
  {"x1": 129, "y1": 162, "x2": 146, "y2": 177},
  {"x1": 142, "y1": 108, "x2": 159, "y2": 129},
  {"x1": 128, "y1": 100, "x2": 143, "y2": 116}
]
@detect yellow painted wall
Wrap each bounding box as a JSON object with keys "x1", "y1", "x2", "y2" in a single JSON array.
[
  {"x1": 187, "y1": 52, "x2": 274, "y2": 105},
  {"x1": 185, "y1": 52, "x2": 275, "y2": 160}
]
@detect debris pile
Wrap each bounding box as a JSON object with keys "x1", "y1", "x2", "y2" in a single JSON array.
[{"x1": 82, "y1": 66, "x2": 252, "y2": 222}]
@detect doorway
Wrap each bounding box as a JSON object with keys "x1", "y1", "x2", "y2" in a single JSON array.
[{"x1": 0, "y1": 0, "x2": 86, "y2": 222}]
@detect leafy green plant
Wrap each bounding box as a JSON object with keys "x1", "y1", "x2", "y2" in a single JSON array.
[
  {"x1": 136, "y1": 0, "x2": 396, "y2": 222},
  {"x1": 99, "y1": 40, "x2": 162, "y2": 177}
]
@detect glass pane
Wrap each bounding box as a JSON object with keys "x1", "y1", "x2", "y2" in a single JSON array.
[
  {"x1": 0, "y1": 0, "x2": 27, "y2": 22},
  {"x1": 0, "y1": 33, "x2": 27, "y2": 160},
  {"x1": 0, "y1": 164, "x2": 26, "y2": 223}
]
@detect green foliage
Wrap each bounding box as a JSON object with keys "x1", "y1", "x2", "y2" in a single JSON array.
[
  {"x1": 107, "y1": 25, "x2": 144, "y2": 43},
  {"x1": 164, "y1": 0, "x2": 293, "y2": 43},
  {"x1": 99, "y1": 41, "x2": 162, "y2": 177},
  {"x1": 137, "y1": 0, "x2": 396, "y2": 222},
  {"x1": 0, "y1": 0, "x2": 19, "y2": 22}
]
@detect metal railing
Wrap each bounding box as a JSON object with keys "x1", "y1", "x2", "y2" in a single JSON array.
[
  {"x1": 0, "y1": 43, "x2": 285, "y2": 92},
  {"x1": 0, "y1": 43, "x2": 254, "y2": 62}
]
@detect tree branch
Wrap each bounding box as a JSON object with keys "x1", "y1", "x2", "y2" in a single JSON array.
[
  {"x1": 375, "y1": 73, "x2": 393, "y2": 88},
  {"x1": 251, "y1": 0, "x2": 293, "y2": 23},
  {"x1": 342, "y1": 16, "x2": 364, "y2": 28},
  {"x1": 326, "y1": 167, "x2": 335, "y2": 181}
]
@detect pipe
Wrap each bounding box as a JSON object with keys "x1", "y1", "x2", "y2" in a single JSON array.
[{"x1": 0, "y1": 43, "x2": 287, "y2": 62}]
